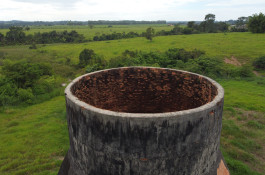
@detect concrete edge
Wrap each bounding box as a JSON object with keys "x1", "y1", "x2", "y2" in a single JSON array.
[{"x1": 64, "y1": 67, "x2": 224, "y2": 118}]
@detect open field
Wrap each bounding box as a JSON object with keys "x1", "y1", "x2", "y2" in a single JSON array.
[
  {"x1": 1, "y1": 32, "x2": 265, "y2": 65},
  {"x1": 0, "y1": 30, "x2": 264, "y2": 175}
]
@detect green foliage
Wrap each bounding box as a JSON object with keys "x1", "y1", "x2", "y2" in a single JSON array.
[
  {"x1": 253, "y1": 55, "x2": 265, "y2": 70},
  {"x1": 145, "y1": 27, "x2": 155, "y2": 41},
  {"x1": 93, "y1": 31, "x2": 140, "y2": 41},
  {"x1": 1, "y1": 61, "x2": 52, "y2": 88},
  {"x1": 29, "y1": 43, "x2": 37, "y2": 49},
  {"x1": 80, "y1": 47, "x2": 254, "y2": 80},
  {"x1": 5, "y1": 26, "x2": 26, "y2": 44},
  {"x1": 17, "y1": 88, "x2": 34, "y2": 104},
  {"x1": 0, "y1": 61, "x2": 57, "y2": 106},
  {"x1": 85, "y1": 56, "x2": 108, "y2": 73},
  {"x1": 32, "y1": 75, "x2": 56, "y2": 95},
  {"x1": 33, "y1": 30, "x2": 85, "y2": 44},
  {"x1": 0, "y1": 78, "x2": 18, "y2": 106},
  {"x1": 2, "y1": 28, "x2": 85, "y2": 45},
  {"x1": 238, "y1": 65, "x2": 254, "y2": 78},
  {"x1": 0, "y1": 32, "x2": 4, "y2": 45},
  {"x1": 248, "y1": 13, "x2": 265, "y2": 33},
  {"x1": 79, "y1": 48, "x2": 96, "y2": 67},
  {"x1": 186, "y1": 57, "x2": 223, "y2": 78}
]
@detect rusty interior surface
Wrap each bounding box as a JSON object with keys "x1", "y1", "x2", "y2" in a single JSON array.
[{"x1": 72, "y1": 67, "x2": 218, "y2": 113}]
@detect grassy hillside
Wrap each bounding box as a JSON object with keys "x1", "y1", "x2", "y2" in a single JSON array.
[{"x1": 0, "y1": 31, "x2": 264, "y2": 175}]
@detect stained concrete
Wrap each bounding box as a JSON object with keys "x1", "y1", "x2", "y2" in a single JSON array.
[{"x1": 59, "y1": 67, "x2": 227, "y2": 175}]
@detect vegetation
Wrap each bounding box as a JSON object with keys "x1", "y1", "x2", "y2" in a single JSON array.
[
  {"x1": 145, "y1": 27, "x2": 155, "y2": 41},
  {"x1": 0, "y1": 61, "x2": 61, "y2": 106},
  {"x1": 248, "y1": 13, "x2": 265, "y2": 33},
  {"x1": 79, "y1": 48, "x2": 97, "y2": 67},
  {"x1": 253, "y1": 55, "x2": 265, "y2": 70},
  {"x1": 0, "y1": 27, "x2": 85, "y2": 45},
  {"x1": 0, "y1": 24, "x2": 264, "y2": 175}
]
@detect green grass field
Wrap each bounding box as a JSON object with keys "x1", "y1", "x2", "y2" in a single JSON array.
[
  {"x1": 2, "y1": 32, "x2": 265, "y2": 65},
  {"x1": 0, "y1": 29, "x2": 264, "y2": 175}
]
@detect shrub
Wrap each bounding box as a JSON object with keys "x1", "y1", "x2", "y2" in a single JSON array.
[
  {"x1": 79, "y1": 49, "x2": 96, "y2": 67},
  {"x1": 253, "y1": 55, "x2": 265, "y2": 70},
  {"x1": 1, "y1": 61, "x2": 52, "y2": 88},
  {"x1": 0, "y1": 78, "x2": 18, "y2": 106},
  {"x1": 29, "y1": 43, "x2": 37, "y2": 49},
  {"x1": 239, "y1": 65, "x2": 254, "y2": 78},
  {"x1": 17, "y1": 88, "x2": 34, "y2": 104},
  {"x1": 32, "y1": 75, "x2": 56, "y2": 95}
]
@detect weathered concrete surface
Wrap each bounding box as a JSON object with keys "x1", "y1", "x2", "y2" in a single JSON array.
[{"x1": 59, "y1": 67, "x2": 228, "y2": 175}]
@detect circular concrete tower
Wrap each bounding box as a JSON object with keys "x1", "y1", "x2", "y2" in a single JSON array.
[{"x1": 59, "y1": 67, "x2": 229, "y2": 175}]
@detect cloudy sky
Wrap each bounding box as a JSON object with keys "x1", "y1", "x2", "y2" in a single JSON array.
[{"x1": 1, "y1": 0, "x2": 264, "y2": 21}]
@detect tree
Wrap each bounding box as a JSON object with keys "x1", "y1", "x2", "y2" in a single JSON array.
[
  {"x1": 79, "y1": 49, "x2": 96, "y2": 67},
  {"x1": 230, "y1": 16, "x2": 249, "y2": 32},
  {"x1": 216, "y1": 22, "x2": 228, "y2": 32},
  {"x1": 5, "y1": 26, "x2": 26, "y2": 44},
  {"x1": 171, "y1": 24, "x2": 183, "y2": 34},
  {"x1": 248, "y1": 13, "x2": 265, "y2": 33},
  {"x1": 236, "y1": 16, "x2": 248, "y2": 26},
  {"x1": 0, "y1": 33, "x2": 5, "y2": 45},
  {"x1": 187, "y1": 21, "x2": 195, "y2": 28},
  {"x1": 24, "y1": 26, "x2": 30, "y2": 31},
  {"x1": 205, "y1": 14, "x2": 215, "y2": 22},
  {"x1": 145, "y1": 27, "x2": 155, "y2": 41},
  {"x1": 203, "y1": 13, "x2": 216, "y2": 33}
]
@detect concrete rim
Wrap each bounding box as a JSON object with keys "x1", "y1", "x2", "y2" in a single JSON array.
[{"x1": 65, "y1": 67, "x2": 224, "y2": 118}]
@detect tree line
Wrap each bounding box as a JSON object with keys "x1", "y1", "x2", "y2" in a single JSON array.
[
  {"x1": 0, "y1": 27, "x2": 85, "y2": 45},
  {"x1": 0, "y1": 20, "x2": 166, "y2": 29},
  {"x1": 1, "y1": 13, "x2": 264, "y2": 46}
]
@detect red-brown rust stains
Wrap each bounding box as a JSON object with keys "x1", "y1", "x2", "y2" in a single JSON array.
[
  {"x1": 140, "y1": 158, "x2": 148, "y2": 161},
  {"x1": 217, "y1": 160, "x2": 230, "y2": 175},
  {"x1": 72, "y1": 68, "x2": 218, "y2": 113},
  {"x1": 209, "y1": 110, "x2": 215, "y2": 115}
]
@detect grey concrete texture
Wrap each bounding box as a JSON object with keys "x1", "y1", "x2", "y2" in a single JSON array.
[{"x1": 59, "y1": 67, "x2": 225, "y2": 175}]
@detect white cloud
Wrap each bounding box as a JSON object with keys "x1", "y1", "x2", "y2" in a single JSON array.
[
  {"x1": 207, "y1": 0, "x2": 265, "y2": 7},
  {"x1": 0, "y1": 0, "x2": 264, "y2": 21}
]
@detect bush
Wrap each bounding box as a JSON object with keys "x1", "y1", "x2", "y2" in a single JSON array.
[
  {"x1": 0, "y1": 78, "x2": 18, "y2": 106},
  {"x1": 239, "y1": 65, "x2": 254, "y2": 78},
  {"x1": 1, "y1": 61, "x2": 52, "y2": 88},
  {"x1": 253, "y1": 55, "x2": 265, "y2": 70},
  {"x1": 29, "y1": 43, "x2": 37, "y2": 49},
  {"x1": 17, "y1": 88, "x2": 34, "y2": 104},
  {"x1": 186, "y1": 57, "x2": 224, "y2": 78},
  {"x1": 0, "y1": 60, "x2": 57, "y2": 106},
  {"x1": 32, "y1": 75, "x2": 56, "y2": 95},
  {"x1": 79, "y1": 49, "x2": 96, "y2": 67}
]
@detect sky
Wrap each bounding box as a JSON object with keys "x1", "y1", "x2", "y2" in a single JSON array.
[{"x1": 0, "y1": 0, "x2": 265, "y2": 21}]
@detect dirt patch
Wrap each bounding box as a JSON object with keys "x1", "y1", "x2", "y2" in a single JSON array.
[
  {"x1": 224, "y1": 56, "x2": 242, "y2": 66},
  {"x1": 217, "y1": 160, "x2": 230, "y2": 175}
]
